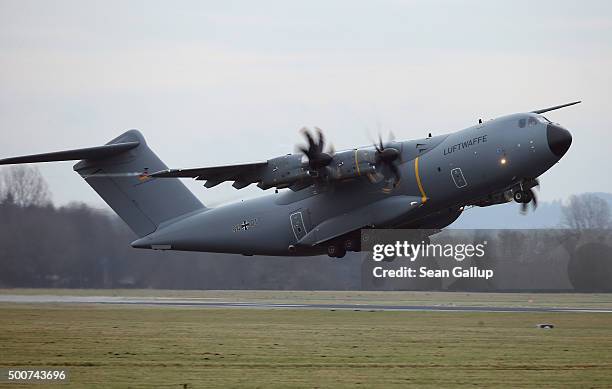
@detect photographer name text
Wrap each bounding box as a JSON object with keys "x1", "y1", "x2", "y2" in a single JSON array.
[{"x1": 372, "y1": 266, "x2": 494, "y2": 280}]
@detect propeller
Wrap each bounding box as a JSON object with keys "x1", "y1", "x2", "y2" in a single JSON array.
[
  {"x1": 373, "y1": 134, "x2": 401, "y2": 187},
  {"x1": 519, "y1": 179, "x2": 539, "y2": 214},
  {"x1": 298, "y1": 127, "x2": 334, "y2": 170}
]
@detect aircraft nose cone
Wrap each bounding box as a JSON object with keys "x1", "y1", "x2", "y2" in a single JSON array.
[{"x1": 547, "y1": 123, "x2": 572, "y2": 157}]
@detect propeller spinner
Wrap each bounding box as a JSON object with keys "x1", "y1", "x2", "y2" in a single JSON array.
[{"x1": 373, "y1": 135, "x2": 401, "y2": 188}]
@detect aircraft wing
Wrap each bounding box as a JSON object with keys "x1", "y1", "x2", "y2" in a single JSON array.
[{"x1": 151, "y1": 161, "x2": 268, "y2": 189}]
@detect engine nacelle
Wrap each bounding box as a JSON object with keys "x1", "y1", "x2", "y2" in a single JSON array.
[
  {"x1": 325, "y1": 148, "x2": 377, "y2": 181},
  {"x1": 258, "y1": 147, "x2": 380, "y2": 190},
  {"x1": 258, "y1": 154, "x2": 309, "y2": 189}
]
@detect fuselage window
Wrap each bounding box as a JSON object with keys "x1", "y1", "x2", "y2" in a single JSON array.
[
  {"x1": 528, "y1": 117, "x2": 538, "y2": 126},
  {"x1": 518, "y1": 118, "x2": 526, "y2": 128}
]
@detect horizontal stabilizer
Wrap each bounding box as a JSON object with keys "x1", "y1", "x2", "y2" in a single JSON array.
[
  {"x1": 0, "y1": 142, "x2": 139, "y2": 165},
  {"x1": 0, "y1": 129, "x2": 204, "y2": 238}
]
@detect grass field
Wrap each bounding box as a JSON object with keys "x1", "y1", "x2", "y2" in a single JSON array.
[{"x1": 1, "y1": 292, "x2": 612, "y2": 388}]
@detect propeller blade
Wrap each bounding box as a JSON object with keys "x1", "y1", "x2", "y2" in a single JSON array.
[
  {"x1": 303, "y1": 130, "x2": 316, "y2": 156},
  {"x1": 327, "y1": 143, "x2": 335, "y2": 156},
  {"x1": 297, "y1": 127, "x2": 334, "y2": 170},
  {"x1": 389, "y1": 163, "x2": 401, "y2": 186},
  {"x1": 315, "y1": 127, "x2": 325, "y2": 154}
]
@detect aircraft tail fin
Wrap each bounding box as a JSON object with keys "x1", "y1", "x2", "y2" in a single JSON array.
[{"x1": 0, "y1": 130, "x2": 205, "y2": 237}]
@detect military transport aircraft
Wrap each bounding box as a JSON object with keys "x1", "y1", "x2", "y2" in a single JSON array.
[{"x1": 0, "y1": 102, "x2": 577, "y2": 257}]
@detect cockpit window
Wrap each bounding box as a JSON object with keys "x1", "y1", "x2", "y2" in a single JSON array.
[
  {"x1": 528, "y1": 117, "x2": 538, "y2": 126},
  {"x1": 518, "y1": 118, "x2": 526, "y2": 128}
]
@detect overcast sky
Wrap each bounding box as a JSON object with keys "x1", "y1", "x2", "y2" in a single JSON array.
[{"x1": 1, "y1": 0, "x2": 610, "y2": 209}]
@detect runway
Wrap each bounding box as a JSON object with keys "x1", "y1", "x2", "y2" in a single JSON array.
[{"x1": 1, "y1": 294, "x2": 611, "y2": 313}]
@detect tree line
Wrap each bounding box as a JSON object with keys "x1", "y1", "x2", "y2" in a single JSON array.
[
  {"x1": 0, "y1": 165, "x2": 610, "y2": 290},
  {"x1": 0, "y1": 166, "x2": 357, "y2": 289}
]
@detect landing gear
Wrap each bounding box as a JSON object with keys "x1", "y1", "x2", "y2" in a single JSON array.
[
  {"x1": 343, "y1": 238, "x2": 361, "y2": 252},
  {"x1": 327, "y1": 235, "x2": 361, "y2": 258},
  {"x1": 513, "y1": 190, "x2": 532, "y2": 204},
  {"x1": 327, "y1": 244, "x2": 346, "y2": 258}
]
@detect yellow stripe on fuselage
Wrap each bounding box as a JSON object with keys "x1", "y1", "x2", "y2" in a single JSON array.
[
  {"x1": 414, "y1": 156, "x2": 428, "y2": 203},
  {"x1": 354, "y1": 149, "x2": 361, "y2": 176}
]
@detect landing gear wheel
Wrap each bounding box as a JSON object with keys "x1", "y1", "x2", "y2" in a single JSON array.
[
  {"x1": 343, "y1": 239, "x2": 357, "y2": 251},
  {"x1": 327, "y1": 245, "x2": 338, "y2": 257},
  {"x1": 513, "y1": 191, "x2": 523, "y2": 203},
  {"x1": 327, "y1": 244, "x2": 347, "y2": 258},
  {"x1": 513, "y1": 190, "x2": 531, "y2": 203}
]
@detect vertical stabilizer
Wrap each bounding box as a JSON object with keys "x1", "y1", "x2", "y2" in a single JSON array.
[{"x1": 73, "y1": 130, "x2": 205, "y2": 237}]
